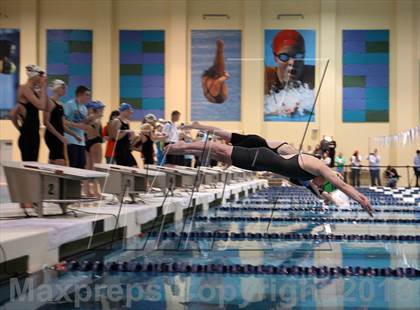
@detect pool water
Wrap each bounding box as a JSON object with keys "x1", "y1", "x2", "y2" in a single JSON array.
[{"x1": 3, "y1": 187, "x2": 420, "y2": 309}]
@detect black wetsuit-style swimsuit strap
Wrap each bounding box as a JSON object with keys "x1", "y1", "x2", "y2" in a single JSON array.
[{"x1": 271, "y1": 142, "x2": 288, "y2": 153}]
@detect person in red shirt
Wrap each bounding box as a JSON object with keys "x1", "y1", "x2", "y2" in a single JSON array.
[{"x1": 102, "y1": 110, "x2": 120, "y2": 164}]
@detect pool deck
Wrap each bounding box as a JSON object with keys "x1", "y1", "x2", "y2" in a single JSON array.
[{"x1": 0, "y1": 179, "x2": 267, "y2": 274}]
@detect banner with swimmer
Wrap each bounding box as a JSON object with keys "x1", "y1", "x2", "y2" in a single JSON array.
[
  {"x1": 264, "y1": 29, "x2": 316, "y2": 122},
  {"x1": 191, "y1": 30, "x2": 241, "y2": 121},
  {"x1": 0, "y1": 29, "x2": 20, "y2": 119}
]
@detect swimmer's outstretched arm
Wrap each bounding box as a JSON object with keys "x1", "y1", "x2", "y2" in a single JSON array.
[
  {"x1": 183, "y1": 122, "x2": 232, "y2": 142},
  {"x1": 165, "y1": 141, "x2": 233, "y2": 165},
  {"x1": 184, "y1": 122, "x2": 297, "y2": 154},
  {"x1": 318, "y1": 165, "x2": 373, "y2": 216}
]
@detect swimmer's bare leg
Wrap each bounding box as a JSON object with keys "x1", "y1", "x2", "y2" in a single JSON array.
[
  {"x1": 184, "y1": 122, "x2": 232, "y2": 143},
  {"x1": 165, "y1": 141, "x2": 232, "y2": 165},
  {"x1": 214, "y1": 39, "x2": 225, "y2": 76},
  {"x1": 276, "y1": 142, "x2": 299, "y2": 155}
]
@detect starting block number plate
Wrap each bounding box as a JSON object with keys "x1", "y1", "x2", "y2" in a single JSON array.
[{"x1": 42, "y1": 175, "x2": 60, "y2": 199}]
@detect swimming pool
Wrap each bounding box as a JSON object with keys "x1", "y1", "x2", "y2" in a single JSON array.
[{"x1": 3, "y1": 186, "x2": 419, "y2": 309}]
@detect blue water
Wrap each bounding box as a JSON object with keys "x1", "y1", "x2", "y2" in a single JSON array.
[{"x1": 2, "y1": 187, "x2": 419, "y2": 309}]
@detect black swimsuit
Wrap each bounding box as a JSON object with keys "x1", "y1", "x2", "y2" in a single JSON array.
[
  {"x1": 230, "y1": 133, "x2": 287, "y2": 155},
  {"x1": 205, "y1": 80, "x2": 225, "y2": 104},
  {"x1": 45, "y1": 99, "x2": 65, "y2": 160},
  {"x1": 18, "y1": 92, "x2": 40, "y2": 161},
  {"x1": 231, "y1": 146, "x2": 316, "y2": 181},
  {"x1": 115, "y1": 119, "x2": 137, "y2": 167},
  {"x1": 86, "y1": 123, "x2": 103, "y2": 152},
  {"x1": 142, "y1": 135, "x2": 154, "y2": 165}
]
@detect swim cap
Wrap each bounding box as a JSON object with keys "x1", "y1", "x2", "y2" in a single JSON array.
[
  {"x1": 272, "y1": 30, "x2": 305, "y2": 54},
  {"x1": 94, "y1": 101, "x2": 105, "y2": 110},
  {"x1": 119, "y1": 102, "x2": 132, "y2": 112},
  {"x1": 86, "y1": 100, "x2": 105, "y2": 110},
  {"x1": 50, "y1": 79, "x2": 66, "y2": 90},
  {"x1": 26, "y1": 64, "x2": 45, "y2": 78},
  {"x1": 144, "y1": 113, "x2": 157, "y2": 122},
  {"x1": 85, "y1": 101, "x2": 95, "y2": 109}
]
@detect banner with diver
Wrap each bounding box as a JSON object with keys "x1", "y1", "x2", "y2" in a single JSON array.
[
  {"x1": 0, "y1": 29, "x2": 20, "y2": 119},
  {"x1": 264, "y1": 29, "x2": 316, "y2": 122},
  {"x1": 190, "y1": 30, "x2": 241, "y2": 121}
]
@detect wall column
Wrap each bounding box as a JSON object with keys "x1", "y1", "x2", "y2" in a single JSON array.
[
  {"x1": 242, "y1": 0, "x2": 263, "y2": 135},
  {"x1": 93, "y1": 0, "x2": 114, "y2": 114},
  {"x1": 166, "y1": 0, "x2": 187, "y2": 121},
  {"x1": 19, "y1": 0, "x2": 38, "y2": 81},
  {"x1": 393, "y1": 0, "x2": 417, "y2": 184},
  {"x1": 319, "y1": 0, "x2": 336, "y2": 138}
]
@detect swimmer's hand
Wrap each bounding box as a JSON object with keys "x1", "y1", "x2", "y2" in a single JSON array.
[
  {"x1": 59, "y1": 135, "x2": 69, "y2": 145},
  {"x1": 221, "y1": 163, "x2": 231, "y2": 170},
  {"x1": 358, "y1": 194, "x2": 373, "y2": 217}
]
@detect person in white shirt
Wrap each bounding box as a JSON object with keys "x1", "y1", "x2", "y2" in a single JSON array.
[
  {"x1": 350, "y1": 150, "x2": 362, "y2": 187},
  {"x1": 368, "y1": 148, "x2": 381, "y2": 186},
  {"x1": 162, "y1": 110, "x2": 183, "y2": 165}
]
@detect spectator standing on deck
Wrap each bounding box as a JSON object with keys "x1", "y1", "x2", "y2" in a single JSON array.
[
  {"x1": 163, "y1": 110, "x2": 183, "y2": 165},
  {"x1": 335, "y1": 152, "x2": 345, "y2": 175},
  {"x1": 350, "y1": 150, "x2": 362, "y2": 187},
  {"x1": 368, "y1": 149, "x2": 381, "y2": 186},
  {"x1": 413, "y1": 150, "x2": 420, "y2": 187}
]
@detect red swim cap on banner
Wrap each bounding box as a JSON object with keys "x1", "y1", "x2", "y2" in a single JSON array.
[{"x1": 272, "y1": 30, "x2": 305, "y2": 54}]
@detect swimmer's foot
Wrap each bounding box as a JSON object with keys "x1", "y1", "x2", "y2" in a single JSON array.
[{"x1": 216, "y1": 39, "x2": 224, "y2": 49}]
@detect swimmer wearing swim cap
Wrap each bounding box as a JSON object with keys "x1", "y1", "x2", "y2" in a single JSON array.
[{"x1": 265, "y1": 30, "x2": 315, "y2": 95}]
